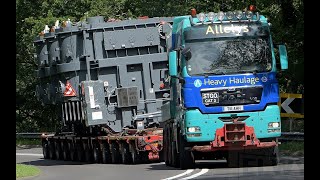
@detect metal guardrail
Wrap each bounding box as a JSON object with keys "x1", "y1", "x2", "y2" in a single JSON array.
[
  {"x1": 279, "y1": 132, "x2": 304, "y2": 141},
  {"x1": 16, "y1": 133, "x2": 46, "y2": 139}
]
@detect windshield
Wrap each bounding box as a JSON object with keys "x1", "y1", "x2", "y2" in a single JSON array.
[{"x1": 185, "y1": 36, "x2": 272, "y2": 76}]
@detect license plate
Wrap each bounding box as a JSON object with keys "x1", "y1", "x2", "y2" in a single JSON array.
[
  {"x1": 202, "y1": 92, "x2": 219, "y2": 105},
  {"x1": 223, "y1": 105, "x2": 244, "y2": 112}
]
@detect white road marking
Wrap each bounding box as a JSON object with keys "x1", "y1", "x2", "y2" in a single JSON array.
[
  {"x1": 162, "y1": 169, "x2": 194, "y2": 180},
  {"x1": 16, "y1": 153, "x2": 43, "y2": 157},
  {"x1": 180, "y1": 169, "x2": 209, "y2": 180}
]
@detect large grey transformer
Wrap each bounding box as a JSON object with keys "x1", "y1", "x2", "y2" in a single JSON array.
[{"x1": 34, "y1": 16, "x2": 173, "y2": 134}]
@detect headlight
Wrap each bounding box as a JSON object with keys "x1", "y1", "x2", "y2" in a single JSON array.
[
  {"x1": 268, "y1": 122, "x2": 280, "y2": 128},
  {"x1": 187, "y1": 127, "x2": 201, "y2": 132}
]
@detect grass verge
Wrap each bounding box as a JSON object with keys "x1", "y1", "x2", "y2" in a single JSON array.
[
  {"x1": 279, "y1": 141, "x2": 304, "y2": 156},
  {"x1": 16, "y1": 164, "x2": 40, "y2": 178}
]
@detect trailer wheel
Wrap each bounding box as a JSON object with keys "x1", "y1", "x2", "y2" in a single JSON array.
[
  {"x1": 68, "y1": 142, "x2": 76, "y2": 161},
  {"x1": 42, "y1": 140, "x2": 49, "y2": 159},
  {"x1": 101, "y1": 142, "x2": 112, "y2": 164},
  {"x1": 179, "y1": 134, "x2": 195, "y2": 170},
  {"x1": 48, "y1": 140, "x2": 56, "y2": 160},
  {"x1": 62, "y1": 141, "x2": 70, "y2": 161},
  {"x1": 93, "y1": 142, "x2": 101, "y2": 163},
  {"x1": 55, "y1": 141, "x2": 63, "y2": 160},
  {"x1": 129, "y1": 143, "x2": 140, "y2": 164},
  {"x1": 76, "y1": 141, "x2": 84, "y2": 162},
  {"x1": 121, "y1": 142, "x2": 132, "y2": 164},
  {"x1": 110, "y1": 142, "x2": 121, "y2": 164},
  {"x1": 83, "y1": 142, "x2": 93, "y2": 163}
]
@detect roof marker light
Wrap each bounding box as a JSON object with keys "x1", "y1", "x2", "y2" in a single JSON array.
[
  {"x1": 217, "y1": 11, "x2": 225, "y2": 21},
  {"x1": 207, "y1": 12, "x2": 215, "y2": 21},
  {"x1": 235, "y1": 10, "x2": 243, "y2": 20},
  {"x1": 226, "y1": 11, "x2": 234, "y2": 20},
  {"x1": 246, "y1": 11, "x2": 253, "y2": 20},
  {"x1": 197, "y1": 13, "x2": 206, "y2": 22}
]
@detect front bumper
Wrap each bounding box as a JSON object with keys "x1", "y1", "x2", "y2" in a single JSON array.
[{"x1": 191, "y1": 122, "x2": 277, "y2": 152}]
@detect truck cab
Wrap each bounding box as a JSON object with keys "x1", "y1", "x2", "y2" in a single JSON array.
[{"x1": 162, "y1": 10, "x2": 288, "y2": 169}]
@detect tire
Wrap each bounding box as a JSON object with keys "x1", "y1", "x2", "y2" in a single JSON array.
[
  {"x1": 55, "y1": 141, "x2": 63, "y2": 160},
  {"x1": 42, "y1": 141, "x2": 50, "y2": 159},
  {"x1": 129, "y1": 143, "x2": 140, "y2": 164},
  {"x1": 167, "y1": 124, "x2": 173, "y2": 166},
  {"x1": 48, "y1": 140, "x2": 56, "y2": 160},
  {"x1": 164, "y1": 124, "x2": 170, "y2": 166},
  {"x1": 110, "y1": 142, "x2": 121, "y2": 164},
  {"x1": 93, "y1": 142, "x2": 101, "y2": 164},
  {"x1": 62, "y1": 141, "x2": 70, "y2": 161},
  {"x1": 171, "y1": 126, "x2": 180, "y2": 168},
  {"x1": 179, "y1": 134, "x2": 195, "y2": 170},
  {"x1": 100, "y1": 142, "x2": 112, "y2": 164},
  {"x1": 121, "y1": 142, "x2": 132, "y2": 164},
  {"x1": 83, "y1": 142, "x2": 93, "y2": 163},
  {"x1": 76, "y1": 142, "x2": 84, "y2": 162},
  {"x1": 69, "y1": 142, "x2": 76, "y2": 161},
  {"x1": 261, "y1": 146, "x2": 279, "y2": 166}
]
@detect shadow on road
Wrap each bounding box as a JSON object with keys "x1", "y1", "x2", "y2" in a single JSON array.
[
  {"x1": 20, "y1": 158, "x2": 90, "y2": 166},
  {"x1": 190, "y1": 170, "x2": 304, "y2": 180},
  {"x1": 147, "y1": 155, "x2": 304, "y2": 170}
]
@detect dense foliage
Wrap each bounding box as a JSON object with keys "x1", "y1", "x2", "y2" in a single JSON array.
[{"x1": 16, "y1": 0, "x2": 304, "y2": 132}]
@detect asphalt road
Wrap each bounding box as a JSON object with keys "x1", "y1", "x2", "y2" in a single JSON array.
[{"x1": 16, "y1": 147, "x2": 304, "y2": 180}]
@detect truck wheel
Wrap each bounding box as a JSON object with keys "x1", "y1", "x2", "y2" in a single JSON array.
[
  {"x1": 69, "y1": 142, "x2": 76, "y2": 161},
  {"x1": 62, "y1": 141, "x2": 70, "y2": 161},
  {"x1": 48, "y1": 140, "x2": 56, "y2": 160},
  {"x1": 121, "y1": 142, "x2": 133, "y2": 164},
  {"x1": 164, "y1": 124, "x2": 169, "y2": 166},
  {"x1": 101, "y1": 142, "x2": 112, "y2": 164},
  {"x1": 261, "y1": 146, "x2": 279, "y2": 166},
  {"x1": 42, "y1": 140, "x2": 49, "y2": 159},
  {"x1": 93, "y1": 142, "x2": 101, "y2": 163},
  {"x1": 172, "y1": 126, "x2": 180, "y2": 168},
  {"x1": 76, "y1": 142, "x2": 84, "y2": 162},
  {"x1": 84, "y1": 142, "x2": 93, "y2": 163},
  {"x1": 110, "y1": 142, "x2": 121, "y2": 163},
  {"x1": 167, "y1": 124, "x2": 173, "y2": 166},
  {"x1": 179, "y1": 134, "x2": 195, "y2": 169}
]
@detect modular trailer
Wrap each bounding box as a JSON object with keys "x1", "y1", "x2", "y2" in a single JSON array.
[{"x1": 34, "y1": 16, "x2": 173, "y2": 164}]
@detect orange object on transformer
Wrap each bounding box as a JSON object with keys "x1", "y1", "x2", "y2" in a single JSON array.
[{"x1": 64, "y1": 81, "x2": 76, "y2": 97}]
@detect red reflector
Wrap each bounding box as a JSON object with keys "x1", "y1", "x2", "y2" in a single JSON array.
[{"x1": 64, "y1": 81, "x2": 76, "y2": 97}]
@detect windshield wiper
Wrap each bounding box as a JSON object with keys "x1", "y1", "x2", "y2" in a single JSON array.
[
  {"x1": 192, "y1": 72, "x2": 225, "y2": 77},
  {"x1": 238, "y1": 69, "x2": 259, "y2": 75}
]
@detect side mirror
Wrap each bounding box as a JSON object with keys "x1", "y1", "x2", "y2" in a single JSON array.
[
  {"x1": 169, "y1": 51, "x2": 177, "y2": 77},
  {"x1": 181, "y1": 47, "x2": 192, "y2": 61},
  {"x1": 278, "y1": 45, "x2": 288, "y2": 70}
]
